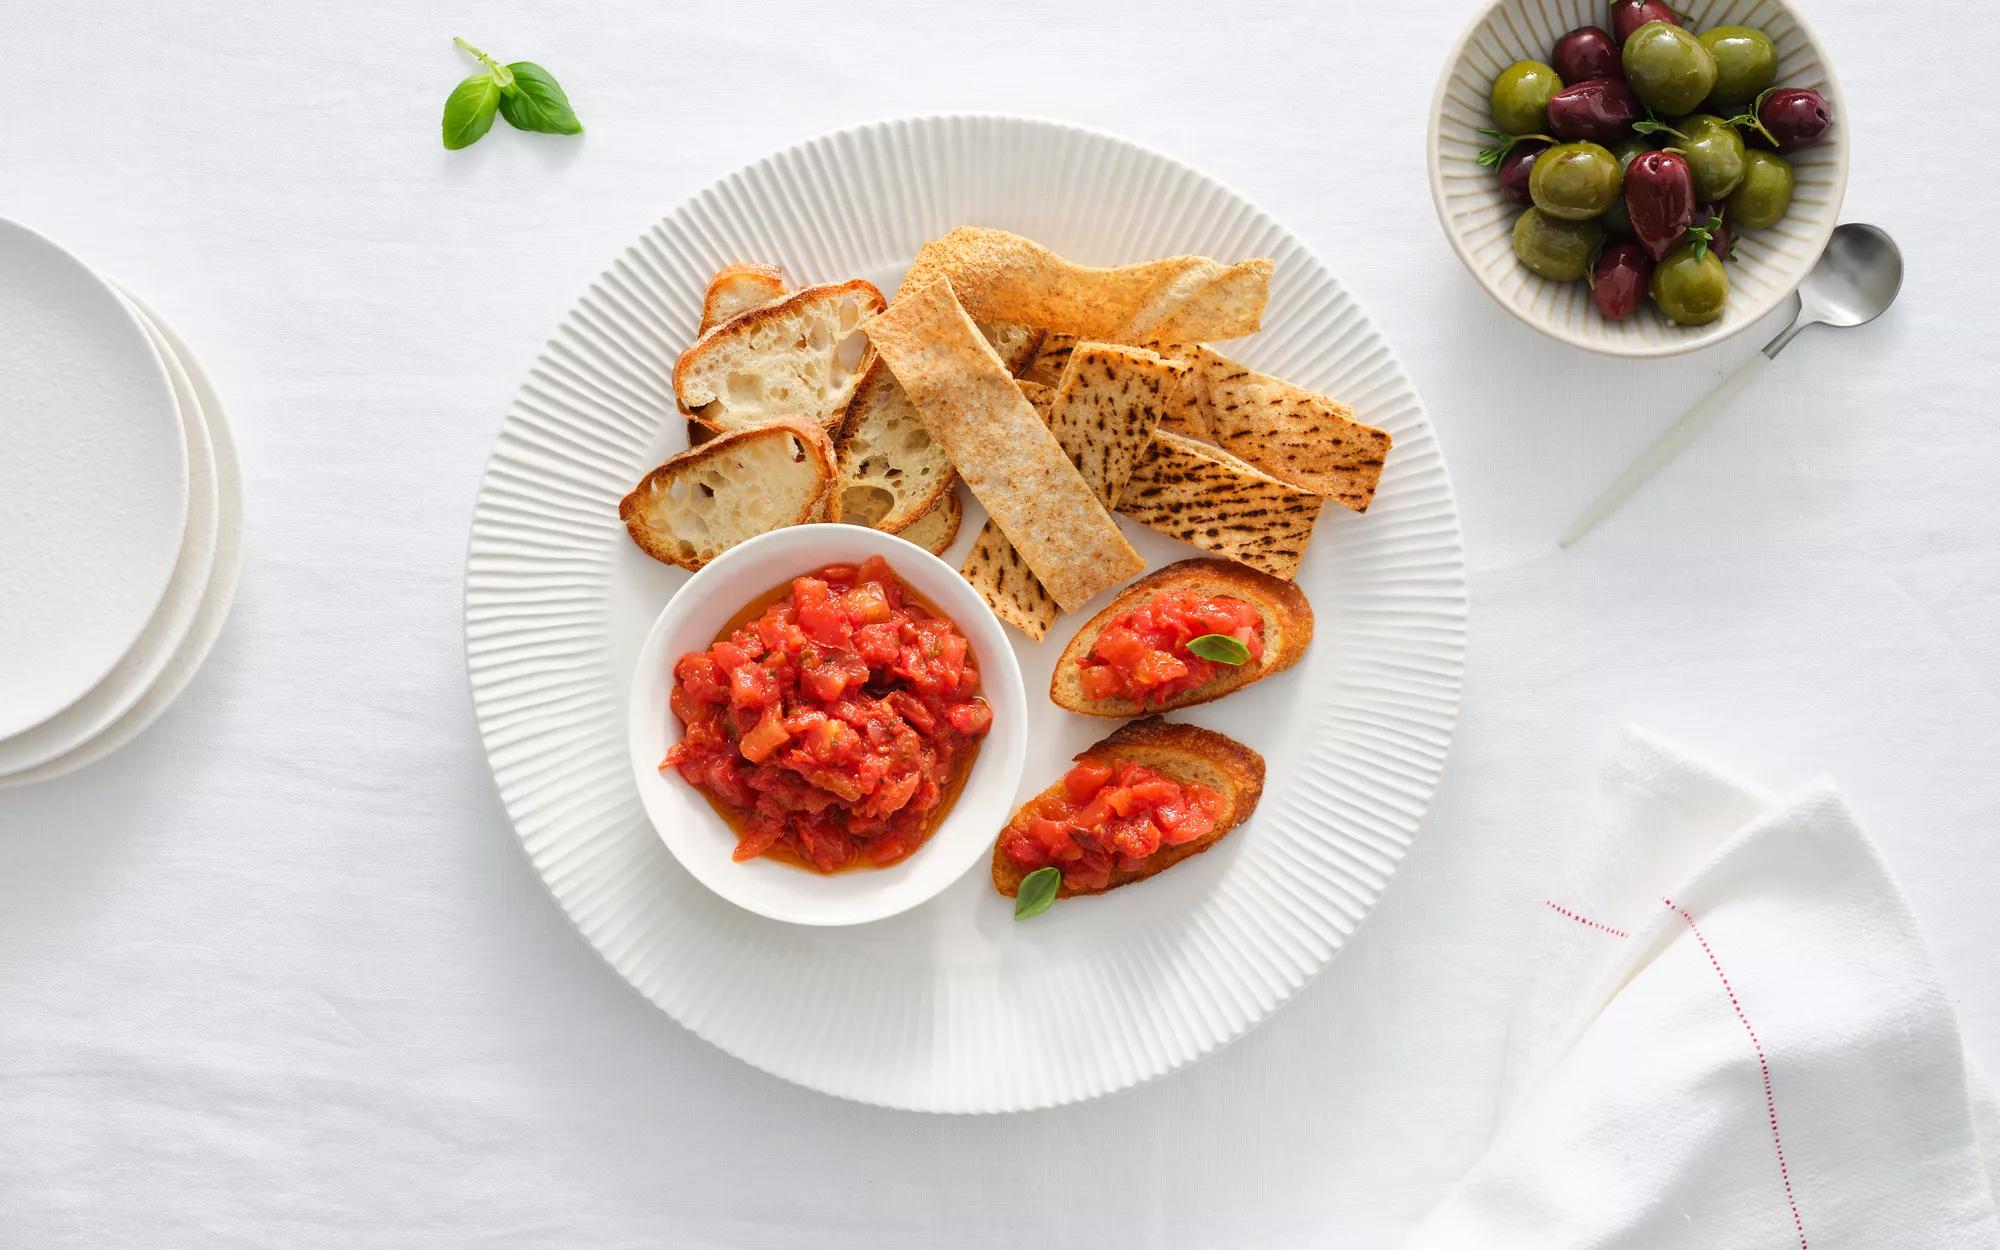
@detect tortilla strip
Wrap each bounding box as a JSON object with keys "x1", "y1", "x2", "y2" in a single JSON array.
[
  {"x1": 1170, "y1": 345, "x2": 1392, "y2": 511},
  {"x1": 1117, "y1": 429, "x2": 1325, "y2": 580},
  {"x1": 899, "y1": 228, "x2": 1272, "y2": 343},
  {"x1": 962, "y1": 344, "x2": 1187, "y2": 638},
  {"x1": 864, "y1": 278, "x2": 1143, "y2": 614}
]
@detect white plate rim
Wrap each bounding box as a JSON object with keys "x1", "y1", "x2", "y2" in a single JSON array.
[
  {"x1": 0, "y1": 296, "x2": 246, "y2": 789},
  {"x1": 464, "y1": 113, "x2": 1470, "y2": 1111},
  {"x1": 0, "y1": 217, "x2": 189, "y2": 738}
]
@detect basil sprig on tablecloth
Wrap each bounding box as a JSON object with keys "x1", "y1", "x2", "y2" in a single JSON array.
[
  {"x1": 1186, "y1": 634, "x2": 1252, "y2": 665},
  {"x1": 442, "y1": 38, "x2": 582, "y2": 150},
  {"x1": 1014, "y1": 867, "x2": 1061, "y2": 920}
]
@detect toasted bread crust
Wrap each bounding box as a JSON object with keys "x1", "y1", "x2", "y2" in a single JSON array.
[
  {"x1": 618, "y1": 417, "x2": 834, "y2": 570},
  {"x1": 698, "y1": 262, "x2": 787, "y2": 336},
  {"x1": 991, "y1": 718, "x2": 1265, "y2": 898},
  {"x1": 1048, "y1": 559, "x2": 1313, "y2": 717}
]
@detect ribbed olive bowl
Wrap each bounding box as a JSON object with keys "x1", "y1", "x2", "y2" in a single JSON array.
[{"x1": 1428, "y1": 0, "x2": 1848, "y2": 356}]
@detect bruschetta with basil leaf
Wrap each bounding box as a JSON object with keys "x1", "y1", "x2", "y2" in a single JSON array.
[{"x1": 1049, "y1": 559, "x2": 1312, "y2": 717}]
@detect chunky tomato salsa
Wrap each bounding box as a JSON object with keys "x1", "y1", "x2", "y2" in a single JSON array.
[
  {"x1": 664, "y1": 556, "x2": 992, "y2": 872},
  {"x1": 1076, "y1": 591, "x2": 1263, "y2": 706},
  {"x1": 998, "y1": 758, "x2": 1225, "y2": 892}
]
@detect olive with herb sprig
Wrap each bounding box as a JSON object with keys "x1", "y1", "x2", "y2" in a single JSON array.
[{"x1": 1651, "y1": 217, "x2": 1730, "y2": 324}]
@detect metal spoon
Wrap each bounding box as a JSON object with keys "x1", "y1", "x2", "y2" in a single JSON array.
[{"x1": 1559, "y1": 223, "x2": 1905, "y2": 548}]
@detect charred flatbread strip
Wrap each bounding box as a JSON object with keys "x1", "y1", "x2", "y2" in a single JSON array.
[
  {"x1": 961, "y1": 344, "x2": 1187, "y2": 638},
  {"x1": 863, "y1": 278, "x2": 1143, "y2": 614},
  {"x1": 1117, "y1": 429, "x2": 1324, "y2": 580},
  {"x1": 1175, "y1": 345, "x2": 1392, "y2": 511},
  {"x1": 899, "y1": 228, "x2": 1272, "y2": 343}
]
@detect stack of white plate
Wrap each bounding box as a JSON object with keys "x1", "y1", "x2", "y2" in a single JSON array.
[{"x1": 0, "y1": 218, "x2": 244, "y2": 788}]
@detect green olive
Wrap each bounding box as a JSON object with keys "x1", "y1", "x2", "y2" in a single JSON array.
[
  {"x1": 1490, "y1": 60, "x2": 1564, "y2": 135},
  {"x1": 1598, "y1": 137, "x2": 1650, "y2": 235},
  {"x1": 1678, "y1": 114, "x2": 1748, "y2": 201},
  {"x1": 1651, "y1": 240, "x2": 1729, "y2": 325},
  {"x1": 1699, "y1": 25, "x2": 1778, "y2": 108},
  {"x1": 1513, "y1": 208, "x2": 1604, "y2": 282},
  {"x1": 1528, "y1": 141, "x2": 1623, "y2": 221},
  {"x1": 1623, "y1": 21, "x2": 1717, "y2": 116},
  {"x1": 1727, "y1": 150, "x2": 1794, "y2": 229}
]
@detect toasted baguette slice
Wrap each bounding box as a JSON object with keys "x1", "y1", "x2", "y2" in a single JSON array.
[
  {"x1": 1117, "y1": 430, "x2": 1325, "y2": 580},
  {"x1": 991, "y1": 718, "x2": 1264, "y2": 899},
  {"x1": 1049, "y1": 559, "x2": 1312, "y2": 717},
  {"x1": 898, "y1": 486, "x2": 961, "y2": 555},
  {"x1": 698, "y1": 263, "x2": 787, "y2": 336},
  {"x1": 674, "y1": 279, "x2": 885, "y2": 433},
  {"x1": 619, "y1": 418, "x2": 834, "y2": 570}
]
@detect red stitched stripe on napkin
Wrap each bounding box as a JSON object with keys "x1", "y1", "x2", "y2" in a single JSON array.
[
  {"x1": 1666, "y1": 897, "x2": 1809, "y2": 1250},
  {"x1": 1542, "y1": 900, "x2": 1629, "y2": 939}
]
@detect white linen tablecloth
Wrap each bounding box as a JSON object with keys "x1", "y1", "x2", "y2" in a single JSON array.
[{"x1": 3, "y1": 2, "x2": 1997, "y2": 1246}]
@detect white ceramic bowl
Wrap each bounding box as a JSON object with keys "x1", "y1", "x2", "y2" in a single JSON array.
[
  {"x1": 1428, "y1": 0, "x2": 1848, "y2": 356},
  {"x1": 627, "y1": 524, "x2": 1029, "y2": 926}
]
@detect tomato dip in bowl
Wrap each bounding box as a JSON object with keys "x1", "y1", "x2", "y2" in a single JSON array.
[{"x1": 629, "y1": 525, "x2": 1028, "y2": 926}]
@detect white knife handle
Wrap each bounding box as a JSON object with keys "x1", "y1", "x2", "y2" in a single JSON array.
[{"x1": 1559, "y1": 351, "x2": 1771, "y2": 548}]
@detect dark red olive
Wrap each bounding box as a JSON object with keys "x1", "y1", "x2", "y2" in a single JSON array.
[
  {"x1": 1552, "y1": 26, "x2": 1624, "y2": 83},
  {"x1": 1497, "y1": 140, "x2": 1550, "y2": 204},
  {"x1": 1695, "y1": 202, "x2": 1734, "y2": 262},
  {"x1": 1591, "y1": 242, "x2": 1653, "y2": 320},
  {"x1": 1759, "y1": 87, "x2": 1832, "y2": 152},
  {"x1": 1625, "y1": 149, "x2": 1695, "y2": 261},
  {"x1": 1547, "y1": 79, "x2": 1640, "y2": 142},
  {"x1": 1610, "y1": 0, "x2": 1682, "y2": 44}
]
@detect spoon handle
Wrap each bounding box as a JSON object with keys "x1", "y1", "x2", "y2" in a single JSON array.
[{"x1": 1559, "y1": 352, "x2": 1772, "y2": 548}]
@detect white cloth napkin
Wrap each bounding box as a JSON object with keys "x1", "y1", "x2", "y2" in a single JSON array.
[{"x1": 1407, "y1": 727, "x2": 2000, "y2": 1249}]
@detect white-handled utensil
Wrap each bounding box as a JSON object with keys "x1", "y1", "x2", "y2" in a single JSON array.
[{"x1": 1560, "y1": 223, "x2": 1905, "y2": 548}]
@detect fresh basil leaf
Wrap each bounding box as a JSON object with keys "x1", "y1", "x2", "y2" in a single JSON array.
[
  {"x1": 1185, "y1": 633, "x2": 1251, "y2": 666},
  {"x1": 1014, "y1": 866, "x2": 1061, "y2": 920},
  {"x1": 497, "y1": 62, "x2": 583, "y2": 135},
  {"x1": 442, "y1": 73, "x2": 500, "y2": 150}
]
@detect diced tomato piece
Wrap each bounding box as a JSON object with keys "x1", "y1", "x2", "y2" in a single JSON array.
[
  {"x1": 1073, "y1": 794, "x2": 1117, "y2": 833},
  {"x1": 853, "y1": 622, "x2": 901, "y2": 667},
  {"x1": 1131, "y1": 649, "x2": 1189, "y2": 688},
  {"x1": 1077, "y1": 665, "x2": 1123, "y2": 702},
  {"x1": 1063, "y1": 760, "x2": 1115, "y2": 802},
  {"x1": 738, "y1": 706, "x2": 791, "y2": 763},
  {"x1": 1001, "y1": 831, "x2": 1048, "y2": 870},
  {"x1": 733, "y1": 823, "x2": 785, "y2": 861},
  {"x1": 1125, "y1": 778, "x2": 1184, "y2": 808},
  {"x1": 1093, "y1": 625, "x2": 1148, "y2": 667},
  {"x1": 1108, "y1": 813, "x2": 1163, "y2": 860},
  {"x1": 842, "y1": 581, "x2": 893, "y2": 624},
  {"x1": 946, "y1": 700, "x2": 991, "y2": 736}
]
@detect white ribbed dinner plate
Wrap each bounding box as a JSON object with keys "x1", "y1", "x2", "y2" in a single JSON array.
[
  {"x1": 1429, "y1": 0, "x2": 1848, "y2": 356},
  {"x1": 465, "y1": 116, "x2": 1467, "y2": 1112}
]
